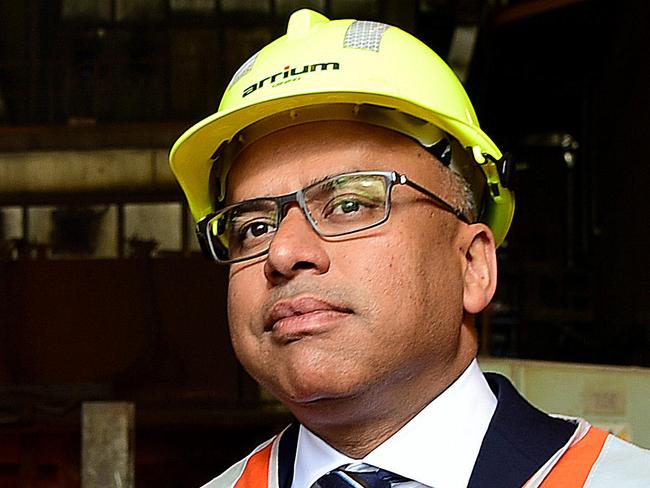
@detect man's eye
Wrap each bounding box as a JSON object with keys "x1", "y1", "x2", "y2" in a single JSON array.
[
  {"x1": 323, "y1": 194, "x2": 377, "y2": 217},
  {"x1": 335, "y1": 199, "x2": 361, "y2": 214},
  {"x1": 238, "y1": 220, "x2": 276, "y2": 241}
]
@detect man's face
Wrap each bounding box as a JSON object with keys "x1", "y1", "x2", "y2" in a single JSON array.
[{"x1": 226, "y1": 121, "x2": 476, "y2": 415}]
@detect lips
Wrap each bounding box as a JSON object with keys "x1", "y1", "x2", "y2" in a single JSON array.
[{"x1": 264, "y1": 295, "x2": 352, "y2": 335}]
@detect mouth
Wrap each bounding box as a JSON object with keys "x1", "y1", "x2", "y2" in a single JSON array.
[{"x1": 264, "y1": 295, "x2": 353, "y2": 337}]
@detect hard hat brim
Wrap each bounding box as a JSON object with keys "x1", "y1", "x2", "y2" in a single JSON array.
[{"x1": 170, "y1": 90, "x2": 512, "y2": 227}]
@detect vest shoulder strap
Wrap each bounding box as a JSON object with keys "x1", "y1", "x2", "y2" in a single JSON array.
[
  {"x1": 233, "y1": 440, "x2": 275, "y2": 488},
  {"x1": 538, "y1": 427, "x2": 608, "y2": 488}
]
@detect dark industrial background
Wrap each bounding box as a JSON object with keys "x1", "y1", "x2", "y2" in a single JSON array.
[{"x1": 0, "y1": 0, "x2": 648, "y2": 486}]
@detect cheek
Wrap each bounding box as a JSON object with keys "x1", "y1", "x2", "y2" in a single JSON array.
[
  {"x1": 227, "y1": 264, "x2": 265, "y2": 313},
  {"x1": 226, "y1": 270, "x2": 264, "y2": 352},
  {"x1": 227, "y1": 278, "x2": 246, "y2": 329},
  {"x1": 336, "y1": 235, "x2": 423, "y2": 328},
  {"x1": 376, "y1": 216, "x2": 463, "y2": 323}
]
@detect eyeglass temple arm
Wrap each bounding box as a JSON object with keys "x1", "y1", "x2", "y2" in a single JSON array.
[{"x1": 398, "y1": 174, "x2": 472, "y2": 224}]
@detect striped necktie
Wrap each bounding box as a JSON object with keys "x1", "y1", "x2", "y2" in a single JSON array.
[{"x1": 313, "y1": 464, "x2": 411, "y2": 488}]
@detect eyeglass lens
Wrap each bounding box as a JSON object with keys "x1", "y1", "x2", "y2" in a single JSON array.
[{"x1": 208, "y1": 173, "x2": 391, "y2": 262}]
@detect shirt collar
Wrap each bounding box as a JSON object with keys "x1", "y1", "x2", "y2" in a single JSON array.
[{"x1": 292, "y1": 359, "x2": 497, "y2": 488}]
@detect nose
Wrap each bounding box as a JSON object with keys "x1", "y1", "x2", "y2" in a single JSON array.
[{"x1": 263, "y1": 204, "x2": 330, "y2": 284}]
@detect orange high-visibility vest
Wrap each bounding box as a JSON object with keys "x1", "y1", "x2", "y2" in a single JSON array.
[
  {"x1": 203, "y1": 422, "x2": 650, "y2": 488},
  {"x1": 537, "y1": 427, "x2": 609, "y2": 487}
]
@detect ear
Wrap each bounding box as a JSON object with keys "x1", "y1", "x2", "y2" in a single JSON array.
[{"x1": 460, "y1": 224, "x2": 498, "y2": 314}]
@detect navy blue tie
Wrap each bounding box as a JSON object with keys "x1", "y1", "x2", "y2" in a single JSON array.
[{"x1": 314, "y1": 466, "x2": 410, "y2": 488}]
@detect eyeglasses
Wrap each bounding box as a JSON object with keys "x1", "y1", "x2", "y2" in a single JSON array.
[{"x1": 196, "y1": 170, "x2": 470, "y2": 264}]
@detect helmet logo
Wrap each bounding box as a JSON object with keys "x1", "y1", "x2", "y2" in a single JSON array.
[{"x1": 242, "y1": 62, "x2": 340, "y2": 98}]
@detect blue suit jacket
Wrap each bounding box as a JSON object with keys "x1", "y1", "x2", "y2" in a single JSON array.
[{"x1": 274, "y1": 373, "x2": 577, "y2": 488}]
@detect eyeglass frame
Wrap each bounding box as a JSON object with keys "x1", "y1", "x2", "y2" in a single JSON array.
[{"x1": 195, "y1": 170, "x2": 472, "y2": 264}]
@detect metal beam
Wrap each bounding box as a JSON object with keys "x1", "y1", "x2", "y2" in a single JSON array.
[{"x1": 0, "y1": 148, "x2": 178, "y2": 199}]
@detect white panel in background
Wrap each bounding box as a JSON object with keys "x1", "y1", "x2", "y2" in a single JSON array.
[
  {"x1": 479, "y1": 357, "x2": 650, "y2": 448},
  {"x1": 28, "y1": 206, "x2": 55, "y2": 247},
  {"x1": 1, "y1": 206, "x2": 23, "y2": 240},
  {"x1": 124, "y1": 202, "x2": 182, "y2": 253}
]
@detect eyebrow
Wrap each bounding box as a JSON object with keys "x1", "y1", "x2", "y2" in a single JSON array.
[
  {"x1": 229, "y1": 168, "x2": 366, "y2": 204},
  {"x1": 305, "y1": 168, "x2": 364, "y2": 188}
]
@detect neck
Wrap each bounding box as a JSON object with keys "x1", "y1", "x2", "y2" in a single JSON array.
[{"x1": 288, "y1": 324, "x2": 478, "y2": 458}]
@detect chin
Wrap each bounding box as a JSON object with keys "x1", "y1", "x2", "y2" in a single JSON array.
[
  {"x1": 264, "y1": 371, "x2": 363, "y2": 407},
  {"x1": 276, "y1": 381, "x2": 348, "y2": 405},
  {"x1": 244, "y1": 346, "x2": 372, "y2": 406}
]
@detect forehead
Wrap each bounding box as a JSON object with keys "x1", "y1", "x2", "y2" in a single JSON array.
[{"x1": 227, "y1": 121, "x2": 443, "y2": 202}]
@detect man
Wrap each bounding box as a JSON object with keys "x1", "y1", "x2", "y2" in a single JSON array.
[{"x1": 170, "y1": 9, "x2": 650, "y2": 488}]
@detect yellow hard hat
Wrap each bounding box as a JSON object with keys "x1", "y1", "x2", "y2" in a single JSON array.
[{"x1": 170, "y1": 9, "x2": 514, "y2": 246}]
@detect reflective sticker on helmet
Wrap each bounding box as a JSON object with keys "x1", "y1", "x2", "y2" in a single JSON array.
[
  {"x1": 229, "y1": 52, "x2": 259, "y2": 88},
  {"x1": 344, "y1": 21, "x2": 390, "y2": 52}
]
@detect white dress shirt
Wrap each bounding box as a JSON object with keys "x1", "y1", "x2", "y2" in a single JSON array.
[{"x1": 291, "y1": 359, "x2": 497, "y2": 488}]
